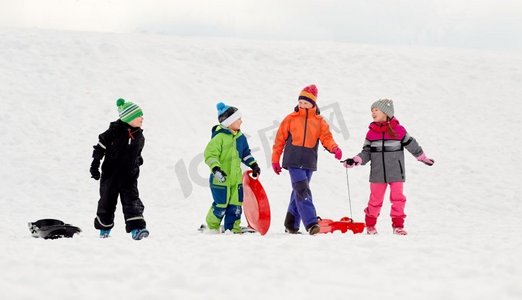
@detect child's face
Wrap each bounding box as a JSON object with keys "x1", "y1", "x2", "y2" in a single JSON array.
[
  {"x1": 128, "y1": 116, "x2": 144, "y2": 128},
  {"x1": 298, "y1": 100, "x2": 314, "y2": 109},
  {"x1": 371, "y1": 108, "x2": 387, "y2": 122},
  {"x1": 229, "y1": 118, "x2": 242, "y2": 131}
]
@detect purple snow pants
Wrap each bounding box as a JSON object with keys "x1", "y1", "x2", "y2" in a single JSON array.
[{"x1": 284, "y1": 168, "x2": 317, "y2": 231}]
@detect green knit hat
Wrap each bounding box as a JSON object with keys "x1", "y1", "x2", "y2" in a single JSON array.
[{"x1": 116, "y1": 98, "x2": 143, "y2": 123}]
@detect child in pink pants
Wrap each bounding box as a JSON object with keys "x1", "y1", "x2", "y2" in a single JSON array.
[{"x1": 343, "y1": 99, "x2": 434, "y2": 235}]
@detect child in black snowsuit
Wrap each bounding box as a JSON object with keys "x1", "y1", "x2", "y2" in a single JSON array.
[{"x1": 90, "y1": 98, "x2": 149, "y2": 240}]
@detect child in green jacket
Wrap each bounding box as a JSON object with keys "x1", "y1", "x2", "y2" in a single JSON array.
[{"x1": 203, "y1": 102, "x2": 261, "y2": 233}]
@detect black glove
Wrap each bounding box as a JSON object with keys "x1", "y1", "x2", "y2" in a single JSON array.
[
  {"x1": 251, "y1": 163, "x2": 261, "y2": 178},
  {"x1": 212, "y1": 166, "x2": 227, "y2": 183},
  {"x1": 90, "y1": 159, "x2": 101, "y2": 180}
]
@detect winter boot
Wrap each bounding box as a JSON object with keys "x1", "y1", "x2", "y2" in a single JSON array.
[
  {"x1": 393, "y1": 227, "x2": 408, "y2": 235},
  {"x1": 308, "y1": 224, "x2": 321, "y2": 235},
  {"x1": 366, "y1": 226, "x2": 378, "y2": 235},
  {"x1": 285, "y1": 227, "x2": 301, "y2": 234},
  {"x1": 131, "y1": 228, "x2": 150, "y2": 240},
  {"x1": 100, "y1": 229, "x2": 111, "y2": 238}
]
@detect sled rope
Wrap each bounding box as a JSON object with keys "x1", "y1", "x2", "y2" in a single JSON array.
[{"x1": 345, "y1": 168, "x2": 353, "y2": 219}]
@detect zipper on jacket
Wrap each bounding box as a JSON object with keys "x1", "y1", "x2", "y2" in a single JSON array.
[
  {"x1": 381, "y1": 132, "x2": 387, "y2": 182},
  {"x1": 127, "y1": 128, "x2": 141, "y2": 145},
  {"x1": 128, "y1": 129, "x2": 133, "y2": 145},
  {"x1": 302, "y1": 109, "x2": 309, "y2": 147}
]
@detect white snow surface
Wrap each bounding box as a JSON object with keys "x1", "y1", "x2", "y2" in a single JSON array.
[{"x1": 1, "y1": 28, "x2": 521, "y2": 299}]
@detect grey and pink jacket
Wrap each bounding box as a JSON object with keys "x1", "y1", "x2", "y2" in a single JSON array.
[{"x1": 357, "y1": 118, "x2": 423, "y2": 183}]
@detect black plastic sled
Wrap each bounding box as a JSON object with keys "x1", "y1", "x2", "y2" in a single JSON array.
[{"x1": 28, "y1": 219, "x2": 82, "y2": 239}]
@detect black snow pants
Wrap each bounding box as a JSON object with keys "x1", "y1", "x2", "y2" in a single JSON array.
[{"x1": 94, "y1": 172, "x2": 146, "y2": 233}]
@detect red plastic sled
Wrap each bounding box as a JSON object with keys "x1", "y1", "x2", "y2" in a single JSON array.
[
  {"x1": 318, "y1": 216, "x2": 365, "y2": 234},
  {"x1": 242, "y1": 170, "x2": 271, "y2": 235}
]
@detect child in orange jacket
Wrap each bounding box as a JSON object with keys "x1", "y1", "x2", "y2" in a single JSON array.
[{"x1": 272, "y1": 84, "x2": 343, "y2": 235}]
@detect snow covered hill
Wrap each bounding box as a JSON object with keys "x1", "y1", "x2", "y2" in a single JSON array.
[{"x1": 1, "y1": 28, "x2": 521, "y2": 299}]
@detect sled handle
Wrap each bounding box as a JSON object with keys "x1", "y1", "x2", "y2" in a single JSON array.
[{"x1": 345, "y1": 168, "x2": 353, "y2": 219}]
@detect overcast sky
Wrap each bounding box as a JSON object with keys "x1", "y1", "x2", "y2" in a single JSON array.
[{"x1": 1, "y1": 0, "x2": 521, "y2": 50}]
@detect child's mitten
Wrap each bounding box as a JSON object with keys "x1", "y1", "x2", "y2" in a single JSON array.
[
  {"x1": 212, "y1": 166, "x2": 227, "y2": 183},
  {"x1": 251, "y1": 163, "x2": 261, "y2": 178},
  {"x1": 342, "y1": 155, "x2": 362, "y2": 169},
  {"x1": 272, "y1": 162, "x2": 282, "y2": 175},
  {"x1": 332, "y1": 147, "x2": 343, "y2": 160},
  {"x1": 90, "y1": 159, "x2": 101, "y2": 180},
  {"x1": 416, "y1": 153, "x2": 434, "y2": 166}
]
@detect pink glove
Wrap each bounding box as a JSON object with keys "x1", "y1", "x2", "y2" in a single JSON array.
[
  {"x1": 417, "y1": 153, "x2": 434, "y2": 166},
  {"x1": 332, "y1": 147, "x2": 343, "y2": 160},
  {"x1": 272, "y1": 162, "x2": 282, "y2": 175},
  {"x1": 343, "y1": 155, "x2": 362, "y2": 168}
]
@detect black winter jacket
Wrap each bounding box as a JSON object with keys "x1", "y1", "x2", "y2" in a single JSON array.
[{"x1": 92, "y1": 120, "x2": 145, "y2": 179}]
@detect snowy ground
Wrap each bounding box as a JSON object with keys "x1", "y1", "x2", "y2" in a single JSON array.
[{"x1": 1, "y1": 28, "x2": 521, "y2": 299}]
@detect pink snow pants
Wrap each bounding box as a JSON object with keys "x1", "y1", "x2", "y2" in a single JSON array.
[{"x1": 364, "y1": 182, "x2": 406, "y2": 228}]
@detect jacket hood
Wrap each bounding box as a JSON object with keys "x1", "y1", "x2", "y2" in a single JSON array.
[
  {"x1": 366, "y1": 117, "x2": 405, "y2": 140},
  {"x1": 211, "y1": 125, "x2": 241, "y2": 138}
]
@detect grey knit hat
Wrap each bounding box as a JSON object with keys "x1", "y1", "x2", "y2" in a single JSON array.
[{"x1": 371, "y1": 98, "x2": 394, "y2": 118}]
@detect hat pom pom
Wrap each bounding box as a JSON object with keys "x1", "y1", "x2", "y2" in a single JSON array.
[
  {"x1": 116, "y1": 98, "x2": 125, "y2": 107},
  {"x1": 216, "y1": 102, "x2": 226, "y2": 111},
  {"x1": 306, "y1": 84, "x2": 318, "y2": 97}
]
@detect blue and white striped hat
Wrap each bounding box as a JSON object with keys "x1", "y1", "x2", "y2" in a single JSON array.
[{"x1": 116, "y1": 98, "x2": 143, "y2": 123}]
